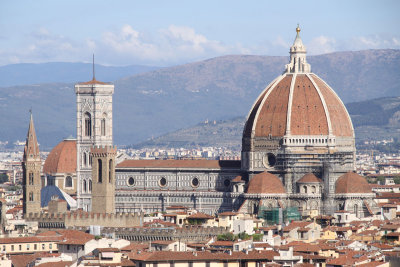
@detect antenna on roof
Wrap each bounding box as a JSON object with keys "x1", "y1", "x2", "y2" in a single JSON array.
[{"x1": 92, "y1": 54, "x2": 95, "y2": 80}]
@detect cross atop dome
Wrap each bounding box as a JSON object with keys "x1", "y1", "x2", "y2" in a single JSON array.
[{"x1": 284, "y1": 25, "x2": 311, "y2": 73}]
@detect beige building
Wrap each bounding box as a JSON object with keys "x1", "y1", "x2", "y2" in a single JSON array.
[
  {"x1": 0, "y1": 236, "x2": 60, "y2": 254},
  {"x1": 130, "y1": 250, "x2": 279, "y2": 266}
]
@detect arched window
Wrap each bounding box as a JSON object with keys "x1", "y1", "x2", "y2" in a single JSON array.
[
  {"x1": 29, "y1": 192, "x2": 33, "y2": 201},
  {"x1": 83, "y1": 180, "x2": 87, "y2": 193},
  {"x1": 98, "y1": 159, "x2": 102, "y2": 183},
  {"x1": 65, "y1": 176, "x2": 73, "y2": 188},
  {"x1": 109, "y1": 159, "x2": 113, "y2": 183},
  {"x1": 101, "y1": 119, "x2": 106, "y2": 136},
  {"x1": 84, "y1": 112, "x2": 92, "y2": 137},
  {"x1": 29, "y1": 172, "x2": 34, "y2": 185},
  {"x1": 89, "y1": 180, "x2": 92, "y2": 192},
  {"x1": 101, "y1": 113, "x2": 107, "y2": 136},
  {"x1": 89, "y1": 154, "x2": 92, "y2": 166},
  {"x1": 303, "y1": 186, "x2": 307, "y2": 194},
  {"x1": 311, "y1": 185, "x2": 316, "y2": 193},
  {"x1": 83, "y1": 152, "x2": 87, "y2": 167}
]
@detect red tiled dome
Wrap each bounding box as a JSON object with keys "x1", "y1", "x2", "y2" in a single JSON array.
[
  {"x1": 43, "y1": 139, "x2": 76, "y2": 174},
  {"x1": 246, "y1": 172, "x2": 286, "y2": 194},
  {"x1": 243, "y1": 74, "x2": 354, "y2": 138},
  {"x1": 335, "y1": 172, "x2": 372, "y2": 194},
  {"x1": 297, "y1": 173, "x2": 322, "y2": 183}
]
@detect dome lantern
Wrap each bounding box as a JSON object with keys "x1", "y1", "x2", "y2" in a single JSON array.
[{"x1": 285, "y1": 25, "x2": 311, "y2": 74}]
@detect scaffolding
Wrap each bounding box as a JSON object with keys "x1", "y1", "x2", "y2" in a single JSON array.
[{"x1": 258, "y1": 206, "x2": 301, "y2": 225}]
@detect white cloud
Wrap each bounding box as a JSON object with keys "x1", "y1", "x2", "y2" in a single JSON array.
[
  {"x1": 99, "y1": 24, "x2": 235, "y2": 65},
  {"x1": 307, "y1": 35, "x2": 337, "y2": 55},
  {"x1": 0, "y1": 25, "x2": 399, "y2": 66},
  {"x1": 0, "y1": 27, "x2": 79, "y2": 65}
]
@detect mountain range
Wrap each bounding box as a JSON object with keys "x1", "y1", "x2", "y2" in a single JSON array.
[
  {"x1": 135, "y1": 96, "x2": 400, "y2": 149},
  {"x1": 1, "y1": 49, "x2": 399, "y2": 150},
  {"x1": 0, "y1": 62, "x2": 159, "y2": 87}
]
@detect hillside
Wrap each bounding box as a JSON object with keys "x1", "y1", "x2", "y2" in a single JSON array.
[
  {"x1": 0, "y1": 49, "x2": 399, "y2": 149},
  {"x1": 134, "y1": 96, "x2": 400, "y2": 149},
  {"x1": 0, "y1": 62, "x2": 159, "y2": 87}
]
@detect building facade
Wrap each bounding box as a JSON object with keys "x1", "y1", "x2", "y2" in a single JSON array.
[
  {"x1": 22, "y1": 114, "x2": 42, "y2": 215},
  {"x1": 75, "y1": 76, "x2": 114, "y2": 211},
  {"x1": 40, "y1": 27, "x2": 377, "y2": 219}
]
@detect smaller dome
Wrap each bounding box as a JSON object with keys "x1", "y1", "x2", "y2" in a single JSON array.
[
  {"x1": 335, "y1": 172, "x2": 372, "y2": 194},
  {"x1": 43, "y1": 139, "x2": 77, "y2": 174},
  {"x1": 247, "y1": 172, "x2": 286, "y2": 194},
  {"x1": 297, "y1": 173, "x2": 323, "y2": 184}
]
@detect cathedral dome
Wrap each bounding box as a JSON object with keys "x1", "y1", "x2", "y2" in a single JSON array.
[
  {"x1": 43, "y1": 138, "x2": 77, "y2": 174},
  {"x1": 297, "y1": 173, "x2": 322, "y2": 184},
  {"x1": 246, "y1": 172, "x2": 286, "y2": 194},
  {"x1": 243, "y1": 27, "x2": 354, "y2": 140},
  {"x1": 335, "y1": 172, "x2": 371, "y2": 194},
  {"x1": 243, "y1": 73, "x2": 354, "y2": 138}
]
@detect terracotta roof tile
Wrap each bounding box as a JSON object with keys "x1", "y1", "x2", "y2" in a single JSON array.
[
  {"x1": 297, "y1": 173, "x2": 322, "y2": 183},
  {"x1": 311, "y1": 74, "x2": 353, "y2": 137},
  {"x1": 187, "y1": 212, "x2": 214, "y2": 219},
  {"x1": 130, "y1": 250, "x2": 278, "y2": 261},
  {"x1": 78, "y1": 78, "x2": 110, "y2": 85},
  {"x1": 244, "y1": 73, "x2": 354, "y2": 138},
  {"x1": 246, "y1": 172, "x2": 286, "y2": 194},
  {"x1": 335, "y1": 172, "x2": 372, "y2": 194},
  {"x1": 43, "y1": 139, "x2": 76, "y2": 174},
  {"x1": 290, "y1": 75, "x2": 329, "y2": 135},
  {"x1": 232, "y1": 175, "x2": 245, "y2": 183}
]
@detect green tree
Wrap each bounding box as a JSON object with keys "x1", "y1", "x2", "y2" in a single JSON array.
[
  {"x1": 252, "y1": 234, "x2": 263, "y2": 241},
  {"x1": 217, "y1": 232, "x2": 236, "y2": 241}
]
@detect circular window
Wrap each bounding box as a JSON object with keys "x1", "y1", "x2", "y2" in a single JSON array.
[
  {"x1": 159, "y1": 177, "x2": 167, "y2": 187},
  {"x1": 128, "y1": 177, "x2": 135, "y2": 186},
  {"x1": 224, "y1": 179, "x2": 230, "y2": 187},
  {"x1": 191, "y1": 177, "x2": 199, "y2": 187},
  {"x1": 264, "y1": 153, "x2": 276, "y2": 167}
]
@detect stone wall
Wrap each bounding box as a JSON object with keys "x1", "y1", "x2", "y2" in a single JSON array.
[
  {"x1": 25, "y1": 211, "x2": 143, "y2": 229},
  {"x1": 93, "y1": 225, "x2": 229, "y2": 242}
]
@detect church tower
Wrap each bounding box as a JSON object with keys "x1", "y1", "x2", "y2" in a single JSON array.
[
  {"x1": 90, "y1": 145, "x2": 116, "y2": 213},
  {"x1": 75, "y1": 59, "x2": 114, "y2": 211},
  {"x1": 22, "y1": 113, "x2": 42, "y2": 215}
]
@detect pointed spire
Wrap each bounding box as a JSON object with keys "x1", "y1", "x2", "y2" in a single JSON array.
[
  {"x1": 284, "y1": 25, "x2": 311, "y2": 73},
  {"x1": 23, "y1": 112, "x2": 40, "y2": 161},
  {"x1": 77, "y1": 55, "x2": 108, "y2": 85}
]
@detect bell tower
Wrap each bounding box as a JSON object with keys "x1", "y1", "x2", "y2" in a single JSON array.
[
  {"x1": 90, "y1": 145, "x2": 116, "y2": 214},
  {"x1": 22, "y1": 113, "x2": 42, "y2": 215},
  {"x1": 75, "y1": 56, "x2": 114, "y2": 211}
]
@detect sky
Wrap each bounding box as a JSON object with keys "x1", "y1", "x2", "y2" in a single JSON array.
[{"x1": 0, "y1": 0, "x2": 399, "y2": 67}]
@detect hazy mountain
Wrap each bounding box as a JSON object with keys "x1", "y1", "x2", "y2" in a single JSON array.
[
  {"x1": 133, "y1": 96, "x2": 400, "y2": 149},
  {"x1": 1, "y1": 49, "x2": 399, "y2": 150},
  {"x1": 0, "y1": 62, "x2": 159, "y2": 87}
]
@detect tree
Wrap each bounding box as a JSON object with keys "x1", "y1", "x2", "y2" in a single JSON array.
[{"x1": 217, "y1": 232, "x2": 236, "y2": 241}]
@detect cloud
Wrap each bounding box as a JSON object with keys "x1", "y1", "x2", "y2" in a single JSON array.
[
  {"x1": 162, "y1": 25, "x2": 228, "y2": 54},
  {"x1": 99, "y1": 24, "x2": 237, "y2": 65},
  {"x1": 0, "y1": 27, "x2": 80, "y2": 65},
  {"x1": 307, "y1": 35, "x2": 337, "y2": 55},
  {"x1": 102, "y1": 25, "x2": 162, "y2": 62},
  {"x1": 345, "y1": 35, "x2": 400, "y2": 50},
  {"x1": 1, "y1": 25, "x2": 399, "y2": 66}
]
